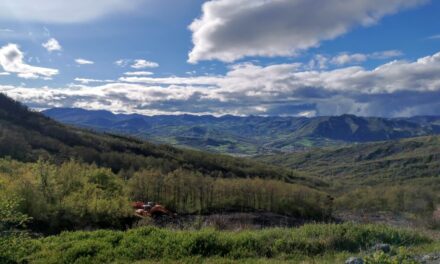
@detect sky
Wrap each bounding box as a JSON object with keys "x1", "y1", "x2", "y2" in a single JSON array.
[{"x1": 0, "y1": 0, "x2": 440, "y2": 117}]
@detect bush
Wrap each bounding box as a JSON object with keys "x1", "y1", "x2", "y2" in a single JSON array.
[
  {"x1": 0, "y1": 193, "x2": 30, "y2": 232},
  {"x1": 21, "y1": 224, "x2": 431, "y2": 263},
  {"x1": 0, "y1": 233, "x2": 40, "y2": 264},
  {"x1": 363, "y1": 249, "x2": 419, "y2": 264},
  {"x1": 0, "y1": 159, "x2": 132, "y2": 233}
]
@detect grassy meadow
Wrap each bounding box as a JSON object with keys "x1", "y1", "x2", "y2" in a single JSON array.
[{"x1": 2, "y1": 223, "x2": 438, "y2": 264}]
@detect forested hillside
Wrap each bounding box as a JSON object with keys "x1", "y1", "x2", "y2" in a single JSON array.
[
  {"x1": 0, "y1": 94, "x2": 312, "y2": 184},
  {"x1": 44, "y1": 108, "x2": 440, "y2": 155},
  {"x1": 257, "y1": 135, "x2": 440, "y2": 185},
  {"x1": 0, "y1": 159, "x2": 330, "y2": 233},
  {"x1": 258, "y1": 136, "x2": 440, "y2": 215},
  {"x1": 0, "y1": 94, "x2": 330, "y2": 233}
]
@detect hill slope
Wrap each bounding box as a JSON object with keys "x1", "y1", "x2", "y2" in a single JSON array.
[
  {"x1": 0, "y1": 94, "x2": 332, "y2": 233},
  {"x1": 257, "y1": 136, "x2": 440, "y2": 216},
  {"x1": 0, "y1": 94, "x2": 314, "y2": 185},
  {"x1": 44, "y1": 108, "x2": 440, "y2": 155},
  {"x1": 256, "y1": 135, "x2": 440, "y2": 188}
]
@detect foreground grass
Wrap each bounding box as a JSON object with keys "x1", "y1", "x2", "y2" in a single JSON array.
[{"x1": 1, "y1": 223, "x2": 437, "y2": 264}]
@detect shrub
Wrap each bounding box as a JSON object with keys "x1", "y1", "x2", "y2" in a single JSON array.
[{"x1": 21, "y1": 224, "x2": 431, "y2": 263}]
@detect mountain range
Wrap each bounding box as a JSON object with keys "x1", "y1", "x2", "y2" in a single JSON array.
[{"x1": 43, "y1": 108, "x2": 440, "y2": 155}]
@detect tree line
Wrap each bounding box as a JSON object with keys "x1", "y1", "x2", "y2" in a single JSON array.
[
  {"x1": 128, "y1": 168, "x2": 331, "y2": 218},
  {"x1": 0, "y1": 158, "x2": 331, "y2": 234}
]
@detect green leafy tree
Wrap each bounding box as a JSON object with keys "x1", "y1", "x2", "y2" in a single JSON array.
[{"x1": 0, "y1": 193, "x2": 30, "y2": 232}]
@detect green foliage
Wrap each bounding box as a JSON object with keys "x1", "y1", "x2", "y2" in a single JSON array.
[
  {"x1": 364, "y1": 248, "x2": 419, "y2": 264},
  {"x1": 336, "y1": 185, "x2": 437, "y2": 214},
  {"x1": 0, "y1": 159, "x2": 131, "y2": 233},
  {"x1": 257, "y1": 136, "x2": 440, "y2": 186},
  {"x1": 0, "y1": 158, "x2": 330, "y2": 233},
  {"x1": 129, "y1": 169, "x2": 330, "y2": 218},
  {"x1": 258, "y1": 136, "x2": 440, "y2": 216},
  {"x1": 13, "y1": 224, "x2": 431, "y2": 263},
  {"x1": 0, "y1": 193, "x2": 30, "y2": 232},
  {"x1": 0, "y1": 233, "x2": 38, "y2": 264}
]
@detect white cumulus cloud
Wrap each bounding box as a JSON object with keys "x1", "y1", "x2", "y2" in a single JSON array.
[
  {"x1": 331, "y1": 53, "x2": 368, "y2": 65},
  {"x1": 0, "y1": 44, "x2": 58, "y2": 79},
  {"x1": 42, "y1": 38, "x2": 62, "y2": 52},
  {"x1": 75, "y1": 58, "x2": 94, "y2": 65},
  {"x1": 188, "y1": 0, "x2": 427, "y2": 63},
  {"x1": 131, "y1": 59, "x2": 159, "y2": 69},
  {"x1": 114, "y1": 59, "x2": 130, "y2": 67}
]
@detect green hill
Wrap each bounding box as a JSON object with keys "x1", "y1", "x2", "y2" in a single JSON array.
[
  {"x1": 257, "y1": 136, "x2": 440, "y2": 215},
  {"x1": 0, "y1": 94, "x2": 313, "y2": 184},
  {"x1": 256, "y1": 135, "x2": 440, "y2": 187}
]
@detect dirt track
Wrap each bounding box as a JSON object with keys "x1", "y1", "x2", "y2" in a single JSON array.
[{"x1": 135, "y1": 212, "x2": 328, "y2": 230}]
